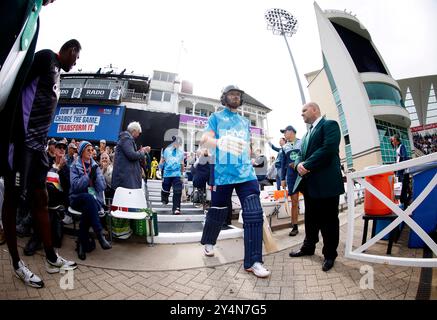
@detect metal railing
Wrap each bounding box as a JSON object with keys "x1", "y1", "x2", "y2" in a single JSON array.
[
  {"x1": 122, "y1": 89, "x2": 148, "y2": 102},
  {"x1": 345, "y1": 153, "x2": 437, "y2": 267}
]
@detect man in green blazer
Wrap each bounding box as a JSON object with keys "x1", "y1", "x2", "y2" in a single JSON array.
[{"x1": 289, "y1": 102, "x2": 344, "y2": 272}]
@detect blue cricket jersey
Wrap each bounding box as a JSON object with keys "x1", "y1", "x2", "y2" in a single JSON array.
[
  {"x1": 205, "y1": 107, "x2": 256, "y2": 185},
  {"x1": 163, "y1": 146, "x2": 184, "y2": 178}
]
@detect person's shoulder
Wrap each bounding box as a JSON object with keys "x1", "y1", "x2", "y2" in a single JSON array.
[
  {"x1": 323, "y1": 118, "x2": 340, "y2": 128},
  {"x1": 35, "y1": 49, "x2": 56, "y2": 61},
  {"x1": 209, "y1": 111, "x2": 221, "y2": 119}
]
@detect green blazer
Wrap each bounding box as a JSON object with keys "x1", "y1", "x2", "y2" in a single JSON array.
[{"x1": 293, "y1": 117, "x2": 345, "y2": 198}]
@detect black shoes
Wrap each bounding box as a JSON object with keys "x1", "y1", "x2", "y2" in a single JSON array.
[
  {"x1": 289, "y1": 225, "x2": 299, "y2": 237},
  {"x1": 289, "y1": 250, "x2": 314, "y2": 257},
  {"x1": 97, "y1": 231, "x2": 112, "y2": 250},
  {"x1": 322, "y1": 259, "x2": 335, "y2": 272},
  {"x1": 76, "y1": 242, "x2": 86, "y2": 260}
]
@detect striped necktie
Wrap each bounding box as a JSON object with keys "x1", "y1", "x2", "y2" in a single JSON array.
[{"x1": 301, "y1": 124, "x2": 313, "y2": 159}]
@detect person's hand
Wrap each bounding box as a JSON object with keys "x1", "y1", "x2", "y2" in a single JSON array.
[
  {"x1": 217, "y1": 135, "x2": 247, "y2": 156},
  {"x1": 101, "y1": 158, "x2": 108, "y2": 169},
  {"x1": 89, "y1": 164, "x2": 98, "y2": 181},
  {"x1": 289, "y1": 162, "x2": 295, "y2": 170},
  {"x1": 58, "y1": 156, "x2": 66, "y2": 169},
  {"x1": 297, "y1": 162, "x2": 310, "y2": 176},
  {"x1": 281, "y1": 180, "x2": 286, "y2": 189}
]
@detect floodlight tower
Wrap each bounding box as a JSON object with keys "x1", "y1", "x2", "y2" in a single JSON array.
[{"x1": 265, "y1": 8, "x2": 306, "y2": 105}]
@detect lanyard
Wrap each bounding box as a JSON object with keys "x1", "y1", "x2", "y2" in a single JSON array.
[{"x1": 81, "y1": 158, "x2": 93, "y2": 187}]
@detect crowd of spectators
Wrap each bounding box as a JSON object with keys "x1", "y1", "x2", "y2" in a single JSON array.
[{"x1": 413, "y1": 132, "x2": 437, "y2": 155}]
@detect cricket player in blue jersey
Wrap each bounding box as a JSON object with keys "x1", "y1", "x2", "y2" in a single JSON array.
[
  {"x1": 200, "y1": 85, "x2": 270, "y2": 278},
  {"x1": 160, "y1": 136, "x2": 184, "y2": 215}
]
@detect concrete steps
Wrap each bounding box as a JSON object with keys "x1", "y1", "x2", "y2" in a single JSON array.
[{"x1": 145, "y1": 180, "x2": 242, "y2": 244}]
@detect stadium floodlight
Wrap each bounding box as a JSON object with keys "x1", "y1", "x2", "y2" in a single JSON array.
[{"x1": 265, "y1": 8, "x2": 306, "y2": 105}]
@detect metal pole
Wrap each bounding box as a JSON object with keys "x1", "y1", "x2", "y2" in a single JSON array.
[{"x1": 282, "y1": 33, "x2": 306, "y2": 105}]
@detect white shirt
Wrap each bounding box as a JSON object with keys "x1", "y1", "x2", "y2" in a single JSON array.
[{"x1": 310, "y1": 116, "x2": 323, "y2": 132}]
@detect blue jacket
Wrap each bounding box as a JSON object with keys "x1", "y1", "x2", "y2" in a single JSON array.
[
  {"x1": 112, "y1": 131, "x2": 145, "y2": 189},
  {"x1": 396, "y1": 143, "x2": 410, "y2": 178},
  {"x1": 270, "y1": 143, "x2": 284, "y2": 169},
  {"x1": 70, "y1": 158, "x2": 106, "y2": 209}
]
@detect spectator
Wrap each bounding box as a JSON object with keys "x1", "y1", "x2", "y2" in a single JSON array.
[
  {"x1": 268, "y1": 137, "x2": 286, "y2": 190},
  {"x1": 150, "y1": 157, "x2": 159, "y2": 179},
  {"x1": 266, "y1": 157, "x2": 277, "y2": 186},
  {"x1": 70, "y1": 141, "x2": 111, "y2": 260},
  {"x1": 280, "y1": 125, "x2": 302, "y2": 237},
  {"x1": 412, "y1": 132, "x2": 437, "y2": 155},
  {"x1": 192, "y1": 148, "x2": 211, "y2": 205},
  {"x1": 47, "y1": 138, "x2": 57, "y2": 167},
  {"x1": 96, "y1": 139, "x2": 106, "y2": 163},
  {"x1": 99, "y1": 152, "x2": 114, "y2": 200},
  {"x1": 391, "y1": 134, "x2": 411, "y2": 209},
  {"x1": 185, "y1": 152, "x2": 196, "y2": 182},
  {"x1": 141, "y1": 146, "x2": 152, "y2": 183},
  {"x1": 111, "y1": 121, "x2": 146, "y2": 238},
  {"x1": 66, "y1": 142, "x2": 77, "y2": 168},
  {"x1": 252, "y1": 148, "x2": 268, "y2": 184},
  {"x1": 112, "y1": 121, "x2": 146, "y2": 190},
  {"x1": 24, "y1": 139, "x2": 70, "y2": 255}
]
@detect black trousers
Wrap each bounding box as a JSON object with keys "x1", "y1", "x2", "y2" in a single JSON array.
[{"x1": 301, "y1": 192, "x2": 340, "y2": 260}]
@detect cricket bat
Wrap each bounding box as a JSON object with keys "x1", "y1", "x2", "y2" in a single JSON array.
[
  {"x1": 283, "y1": 191, "x2": 291, "y2": 217},
  {"x1": 262, "y1": 215, "x2": 278, "y2": 253}
]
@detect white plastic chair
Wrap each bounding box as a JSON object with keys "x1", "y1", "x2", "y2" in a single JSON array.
[{"x1": 109, "y1": 187, "x2": 149, "y2": 243}]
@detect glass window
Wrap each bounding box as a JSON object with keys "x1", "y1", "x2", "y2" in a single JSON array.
[
  {"x1": 150, "y1": 90, "x2": 162, "y2": 101},
  {"x1": 152, "y1": 71, "x2": 162, "y2": 81},
  {"x1": 375, "y1": 119, "x2": 411, "y2": 163},
  {"x1": 163, "y1": 92, "x2": 172, "y2": 102},
  {"x1": 364, "y1": 83, "x2": 404, "y2": 107}
]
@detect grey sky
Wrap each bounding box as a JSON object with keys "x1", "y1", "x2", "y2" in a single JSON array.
[{"x1": 37, "y1": 0, "x2": 437, "y2": 144}]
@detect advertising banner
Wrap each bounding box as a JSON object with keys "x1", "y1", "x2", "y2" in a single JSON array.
[
  {"x1": 60, "y1": 87, "x2": 82, "y2": 99},
  {"x1": 80, "y1": 88, "x2": 121, "y2": 100},
  {"x1": 410, "y1": 123, "x2": 437, "y2": 133},
  {"x1": 48, "y1": 104, "x2": 125, "y2": 142}
]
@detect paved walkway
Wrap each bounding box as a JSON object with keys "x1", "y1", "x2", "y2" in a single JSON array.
[{"x1": 0, "y1": 205, "x2": 434, "y2": 300}]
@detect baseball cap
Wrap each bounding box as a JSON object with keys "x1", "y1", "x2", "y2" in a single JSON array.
[
  {"x1": 48, "y1": 138, "x2": 57, "y2": 146},
  {"x1": 68, "y1": 142, "x2": 77, "y2": 149},
  {"x1": 100, "y1": 139, "x2": 106, "y2": 144},
  {"x1": 280, "y1": 125, "x2": 297, "y2": 133},
  {"x1": 55, "y1": 139, "x2": 68, "y2": 149}
]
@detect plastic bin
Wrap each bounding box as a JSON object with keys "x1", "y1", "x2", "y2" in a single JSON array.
[
  {"x1": 408, "y1": 161, "x2": 437, "y2": 248},
  {"x1": 364, "y1": 167, "x2": 395, "y2": 215},
  {"x1": 131, "y1": 209, "x2": 159, "y2": 237},
  {"x1": 273, "y1": 189, "x2": 288, "y2": 201}
]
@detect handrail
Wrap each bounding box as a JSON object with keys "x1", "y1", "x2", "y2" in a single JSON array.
[{"x1": 345, "y1": 153, "x2": 437, "y2": 267}]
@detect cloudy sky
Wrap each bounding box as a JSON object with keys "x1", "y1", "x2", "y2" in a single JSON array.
[{"x1": 37, "y1": 0, "x2": 437, "y2": 143}]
